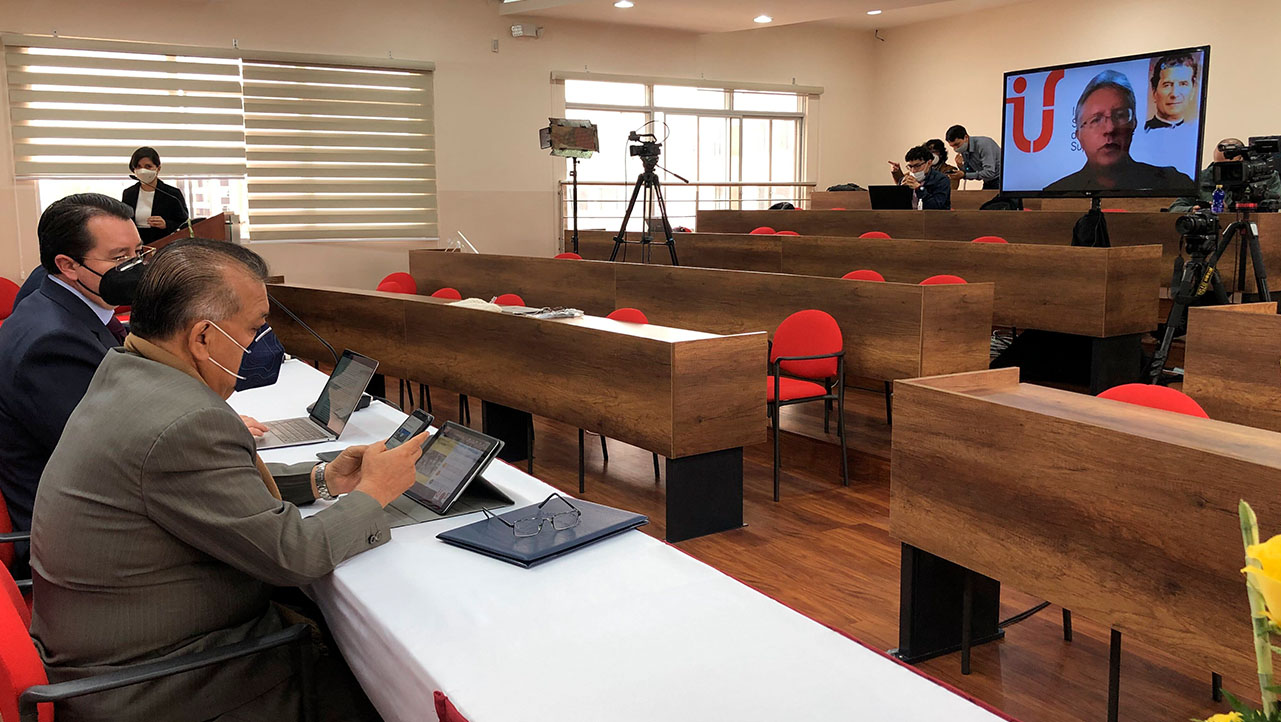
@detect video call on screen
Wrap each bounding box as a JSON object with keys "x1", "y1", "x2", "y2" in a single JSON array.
[{"x1": 1002, "y1": 48, "x2": 1206, "y2": 194}]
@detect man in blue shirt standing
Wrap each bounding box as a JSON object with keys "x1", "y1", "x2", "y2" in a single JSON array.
[
  {"x1": 901, "y1": 145, "x2": 952, "y2": 210},
  {"x1": 946, "y1": 125, "x2": 1003, "y2": 190}
]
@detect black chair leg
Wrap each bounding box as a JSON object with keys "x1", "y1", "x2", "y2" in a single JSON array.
[
  {"x1": 600, "y1": 435, "x2": 609, "y2": 463},
  {"x1": 459, "y1": 395, "x2": 471, "y2": 426},
  {"x1": 1108, "y1": 629, "x2": 1122, "y2": 722},
  {"x1": 838, "y1": 377, "x2": 848, "y2": 486},
  {"x1": 771, "y1": 401, "x2": 781, "y2": 502},
  {"x1": 960, "y1": 569, "x2": 974, "y2": 675},
  {"x1": 1212, "y1": 672, "x2": 1222, "y2": 702},
  {"x1": 884, "y1": 380, "x2": 893, "y2": 425},
  {"x1": 526, "y1": 418, "x2": 534, "y2": 475},
  {"x1": 1062, "y1": 609, "x2": 1073, "y2": 641},
  {"x1": 421, "y1": 384, "x2": 432, "y2": 414},
  {"x1": 652, "y1": 453, "x2": 661, "y2": 481},
  {"x1": 578, "y1": 428, "x2": 586, "y2": 494},
  {"x1": 823, "y1": 380, "x2": 832, "y2": 434},
  {"x1": 398, "y1": 379, "x2": 406, "y2": 410}
]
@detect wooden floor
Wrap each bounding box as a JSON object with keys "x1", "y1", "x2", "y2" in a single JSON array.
[{"x1": 394, "y1": 379, "x2": 1230, "y2": 722}]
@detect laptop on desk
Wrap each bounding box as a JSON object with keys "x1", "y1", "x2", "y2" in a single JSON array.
[
  {"x1": 868, "y1": 184, "x2": 915, "y2": 210},
  {"x1": 256, "y1": 350, "x2": 379, "y2": 450}
]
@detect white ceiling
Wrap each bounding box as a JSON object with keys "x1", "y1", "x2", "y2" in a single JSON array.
[{"x1": 498, "y1": 0, "x2": 1027, "y2": 34}]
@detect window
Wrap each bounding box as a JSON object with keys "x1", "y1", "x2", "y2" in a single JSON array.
[
  {"x1": 3, "y1": 34, "x2": 436, "y2": 243},
  {"x1": 560, "y1": 76, "x2": 810, "y2": 232}
]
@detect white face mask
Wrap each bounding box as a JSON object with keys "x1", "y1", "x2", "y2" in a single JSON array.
[
  {"x1": 134, "y1": 168, "x2": 158, "y2": 184},
  {"x1": 931, "y1": 153, "x2": 940, "y2": 166},
  {"x1": 911, "y1": 170, "x2": 927, "y2": 181}
]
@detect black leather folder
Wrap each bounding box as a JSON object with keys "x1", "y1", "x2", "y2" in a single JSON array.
[{"x1": 436, "y1": 499, "x2": 647, "y2": 568}]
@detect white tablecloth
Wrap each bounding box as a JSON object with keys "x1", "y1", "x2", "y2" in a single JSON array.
[{"x1": 229, "y1": 360, "x2": 1011, "y2": 722}]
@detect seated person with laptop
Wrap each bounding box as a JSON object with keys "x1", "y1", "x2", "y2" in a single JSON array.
[{"x1": 868, "y1": 146, "x2": 952, "y2": 211}]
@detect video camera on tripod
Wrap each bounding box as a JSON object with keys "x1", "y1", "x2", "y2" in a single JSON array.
[
  {"x1": 611, "y1": 125, "x2": 688, "y2": 265},
  {"x1": 627, "y1": 131, "x2": 662, "y2": 161},
  {"x1": 1210, "y1": 136, "x2": 1281, "y2": 210}
]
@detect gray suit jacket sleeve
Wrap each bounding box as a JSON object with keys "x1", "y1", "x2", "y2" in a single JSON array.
[{"x1": 140, "y1": 406, "x2": 392, "y2": 587}]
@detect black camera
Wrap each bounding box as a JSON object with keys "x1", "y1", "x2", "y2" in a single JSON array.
[
  {"x1": 1210, "y1": 136, "x2": 1280, "y2": 207},
  {"x1": 627, "y1": 131, "x2": 662, "y2": 161},
  {"x1": 1175, "y1": 208, "x2": 1221, "y2": 255}
]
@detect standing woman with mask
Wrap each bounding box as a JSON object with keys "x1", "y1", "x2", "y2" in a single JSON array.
[{"x1": 122, "y1": 147, "x2": 189, "y2": 244}]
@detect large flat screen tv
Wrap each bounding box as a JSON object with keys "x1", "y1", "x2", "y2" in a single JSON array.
[{"x1": 1001, "y1": 46, "x2": 1209, "y2": 198}]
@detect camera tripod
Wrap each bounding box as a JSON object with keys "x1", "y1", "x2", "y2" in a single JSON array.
[
  {"x1": 1148, "y1": 204, "x2": 1272, "y2": 383},
  {"x1": 610, "y1": 153, "x2": 681, "y2": 266}
]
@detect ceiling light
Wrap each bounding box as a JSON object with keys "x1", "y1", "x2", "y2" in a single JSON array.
[
  {"x1": 867, "y1": 9, "x2": 882, "y2": 14},
  {"x1": 614, "y1": 0, "x2": 633, "y2": 6},
  {"x1": 754, "y1": 14, "x2": 772, "y2": 23}
]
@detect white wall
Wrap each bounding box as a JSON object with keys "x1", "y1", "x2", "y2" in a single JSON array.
[
  {"x1": 0, "y1": 0, "x2": 873, "y2": 288},
  {"x1": 865, "y1": 0, "x2": 1281, "y2": 187}
]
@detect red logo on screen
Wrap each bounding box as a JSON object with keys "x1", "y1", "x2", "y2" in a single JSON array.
[{"x1": 1006, "y1": 69, "x2": 1065, "y2": 153}]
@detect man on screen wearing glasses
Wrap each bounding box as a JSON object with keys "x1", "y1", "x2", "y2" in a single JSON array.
[{"x1": 1044, "y1": 70, "x2": 1194, "y2": 193}]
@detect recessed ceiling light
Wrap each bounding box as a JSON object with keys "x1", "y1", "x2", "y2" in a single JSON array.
[
  {"x1": 867, "y1": 9, "x2": 882, "y2": 14},
  {"x1": 614, "y1": 0, "x2": 633, "y2": 7},
  {"x1": 754, "y1": 14, "x2": 772, "y2": 23}
]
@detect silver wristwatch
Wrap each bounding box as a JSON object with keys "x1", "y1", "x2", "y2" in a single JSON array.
[{"x1": 314, "y1": 462, "x2": 336, "y2": 501}]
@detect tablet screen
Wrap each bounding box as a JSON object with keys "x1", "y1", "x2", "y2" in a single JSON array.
[{"x1": 407, "y1": 422, "x2": 502, "y2": 513}]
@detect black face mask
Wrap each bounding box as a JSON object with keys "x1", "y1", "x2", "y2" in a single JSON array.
[{"x1": 82, "y1": 255, "x2": 148, "y2": 306}]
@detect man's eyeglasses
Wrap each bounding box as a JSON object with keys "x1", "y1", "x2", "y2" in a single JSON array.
[
  {"x1": 905, "y1": 160, "x2": 931, "y2": 172},
  {"x1": 481, "y1": 493, "x2": 581, "y2": 538},
  {"x1": 1080, "y1": 108, "x2": 1135, "y2": 131},
  {"x1": 84, "y1": 245, "x2": 156, "y2": 269}
]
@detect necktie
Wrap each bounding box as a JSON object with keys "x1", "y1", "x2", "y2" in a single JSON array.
[{"x1": 106, "y1": 317, "x2": 128, "y2": 344}]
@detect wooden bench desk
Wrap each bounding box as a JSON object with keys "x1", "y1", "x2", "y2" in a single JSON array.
[
  {"x1": 891, "y1": 367, "x2": 1281, "y2": 692},
  {"x1": 1183, "y1": 302, "x2": 1281, "y2": 432},
  {"x1": 266, "y1": 283, "x2": 765, "y2": 542},
  {"x1": 810, "y1": 191, "x2": 1178, "y2": 213},
  {"x1": 408, "y1": 251, "x2": 994, "y2": 386}
]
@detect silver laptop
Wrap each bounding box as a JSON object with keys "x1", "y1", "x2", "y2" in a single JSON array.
[{"x1": 256, "y1": 350, "x2": 379, "y2": 450}]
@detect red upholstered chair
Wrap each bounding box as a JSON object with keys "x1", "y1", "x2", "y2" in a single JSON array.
[
  {"x1": 749, "y1": 226, "x2": 776, "y2": 235},
  {"x1": 0, "y1": 278, "x2": 18, "y2": 321},
  {"x1": 554, "y1": 252, "x2": 583, "y2": 260},
  {"x1": 1097, "y1": 383, "x2": 1209, "y2": 418},
  {"x1": 494, "y1": 293, "x2": 525, "y2": 307},
  {"x1": 435, "y1": 691, "x2": 471, "y2": 722},
  {"x1": 859, "y1": 231, "x2": 891, "y2": 239},
  {"x1": 374, "y1": 274, "x2": 421, "y2": 408},
  {"x1": 430, "y1": 287, "x2": 463, "y2": 300},
  {"x1": 376, "y1": 272, "x2": 417, "y2": 295},
  {"x1": 920, "y1": 274, "x2": 968, "y2": 285},
  {"x1": 1101, "y1": 208, "x2": 1129, "y2": 213},
  {"x1": 829, "y1": 207, "x2": 847, "y2": 211},
  {"x1": 766, "y1": 310, "x2": 848, "y2": 501},
  {"x1": 0, "y1": 572, "x2": 316, "y2": 722},
  {"x1": 575, "y1": 309, "x2": 663, "y2": 492},
  {"x1": 0, "y1": 494, "x2": 29, "y2": 625},
  {"x1": 775, "y1": 230, "x2": 800, "y2": 236},
  {"x1": 842, "y1": 269, "x2": 885, "y2": 282},
  {"x1": 971, "y1": 235, "x2": 1008, "y2": 244}
]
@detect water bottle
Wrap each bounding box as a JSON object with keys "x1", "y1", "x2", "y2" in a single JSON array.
[{"x1": 1211, "y1": 185, "x2": 1226, "y2": 214}]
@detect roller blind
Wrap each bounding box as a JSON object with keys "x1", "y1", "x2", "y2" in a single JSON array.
[
  {"x1": 242, "y1": 58, "x2": 436, "y2": 242},
  {"x1": 3, "y1": 36, "x2": 246, "y2": 178}
]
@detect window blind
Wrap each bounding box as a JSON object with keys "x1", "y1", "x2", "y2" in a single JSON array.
[
  {"x1": 3, "y1": 35, "x2": 246, "y2": 178},
  {"x1": 242, "y1": 58, "x2": 437, "y2": 242}
]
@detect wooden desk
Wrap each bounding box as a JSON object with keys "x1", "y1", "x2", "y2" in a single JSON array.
[
  {"x1": 891, "y1": 367, "x2": 1281, "y2": 689},
  {"x1": 693, "y1": 209, "x2": 1281, "y2": 295},
  {"x1": 267, "y1": 283, "x2": 765, "y2": 542},
  {"x1": 811, "y1": 190, "x2": 1025, "y2": 211},
  {"x1": 573, "y1": 230, "x2": 1160, "y2": 337},
  {"x1": 1183, "y1": 302, "x2": 1281, "y2": 432},
  {"x1": 151, "y1": 212, "x2": 231, "y2": 249},
  {"x1": 408, "y1": 251, "x2": 994, "y2": 384}
]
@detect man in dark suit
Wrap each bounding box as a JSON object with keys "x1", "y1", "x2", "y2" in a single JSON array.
[
  {"x1": 0, "y1": 194, "x2": 143, "y2": 568},
  {"x1": 12, "y1": 265, "x2": 46, "y2": 308}
]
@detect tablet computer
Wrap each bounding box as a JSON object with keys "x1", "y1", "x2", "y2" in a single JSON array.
[{"x1": 403, "y1": 422, "x2": 505, "y2": 514}]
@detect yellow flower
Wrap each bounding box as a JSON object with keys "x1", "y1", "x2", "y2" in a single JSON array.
[
  {"x1": 1204, "y1": 713, "x2": 1242, "y2": 722},
  {"x1": 1243, "y1": 534, "x2": 1281, "y2": 624}
]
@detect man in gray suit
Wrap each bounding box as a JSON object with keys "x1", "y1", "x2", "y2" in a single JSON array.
[{"x1": 30, "y1": 239, "x2": 425, "y2": 721}]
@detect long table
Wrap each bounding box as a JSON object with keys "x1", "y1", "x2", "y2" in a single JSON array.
[
  {"x1": 228, "y1": 361, "x2": 1016, "y2": 722},
  {"x1": 409, "y1": 251, "x2": 994, "y2": 385},
  {"x1": 267, "y1": 284, "x2": 764, "y2": 542},
  {"x1": 890, "y1": 367, "x2": 1281, "y2": 695},
  {"x1": 1183, "y1": 302, "x2": 1281, "y2": 432},
  {"x1": 810, "y1": 191, "x2": 1178, "y2": 212},
  {"x1": 694, "y1": 208, "x2": 1281, "y2": 294},
  {"x1": 572, "y1": 231, "x2": 1160, "y2": 337}
]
